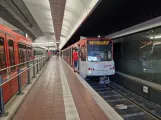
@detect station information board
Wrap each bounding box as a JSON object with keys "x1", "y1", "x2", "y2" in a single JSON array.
[{"x1": 88, "y1": 40, "x2": 109, "y2": 45}]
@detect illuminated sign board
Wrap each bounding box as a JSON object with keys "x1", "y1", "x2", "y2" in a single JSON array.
[
  {"x1": 141, "y1": 41, "x2": 152, "y2": 45},
  {"x1": 88, "y1": 41, "x2": 109, "y2": 45}
]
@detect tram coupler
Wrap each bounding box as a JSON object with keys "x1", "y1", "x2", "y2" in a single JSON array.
[{"x1": 99, "y1": 76, "x2": 110, "y2": 84}]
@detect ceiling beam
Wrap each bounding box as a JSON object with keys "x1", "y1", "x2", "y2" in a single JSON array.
[
  {"x1": 0, "y1": 0, "x2": 43, "y2": 39},
  {"x1": 49, "y1": 0, "x2": 66, "y2": 43}
]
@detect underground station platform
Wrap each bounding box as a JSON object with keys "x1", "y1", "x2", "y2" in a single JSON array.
[{"x1": 0, "y1": 56, "x2": 122, "y2": 120}]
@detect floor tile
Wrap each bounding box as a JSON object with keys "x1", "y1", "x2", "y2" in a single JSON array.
[
  {"x1": 54, "y1": 94, "x2": 63, "y2": 98},
  {"x1": 46, "y1": 91, "x2": 54, "y2": 94},
  {"x1": 42, "y1": 100, "x2": 53, "y2": 106},
  {"x1": 54, "y1": 97, "x2": 64, "y2": 102},
  {"x1": 90, "y1": 108, "x2": 107, "y2": 119},
  {"x1": 53, "y1": 106, "x2": 65, "y2": 114},
  {"x1": 74, "y1": 98, "x2": 85, "y2": 105},
  {"x1": 41, "y1": 105, "x2": 53, "y2": 111},
  {"x1": 72, "y1": 95, "x2": 82, "y2": 100},
  {"x1": 76, "y1": 103, "x2": 88, "y2": 110},
  {"x1": 38, "y1": 110, "x2": 52, "y2": 119},
  {"x1": 95, "y1": 118, "x2": 109, "y2": 120},
  {"x1": 52, "y1": 113, "x2": 65, "y2": 120},
  {"x1": 45, "y1": 93, "x2": 54, "y2": 97},
  {"x1": 78, "y1": 109, "x2": 95, "y2": 120},
  {"x1": 43, "y1": 97, "x2": 54, "y2": 102},
  {"x1": 85, "y1": 99, "x2": 97, "y2": 106},
  {"x1": 39, "y1": 118, "x2": 52, "y2": 120},
  {"x1": 53, "y1": 101, "x2": 64, "y2": 107}
]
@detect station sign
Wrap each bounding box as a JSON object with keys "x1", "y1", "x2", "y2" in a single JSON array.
[
  {"x1": 143, "y1": 86, "x2": 148, "y2": 93},
  {"x1": 88, "y1": 40, "x2": 109, "y2": 45}
]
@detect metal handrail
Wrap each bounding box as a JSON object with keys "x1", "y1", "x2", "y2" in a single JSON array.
[
  {"x1": 0, "y1": 56, "x2": 50, "y2": 116},
  {"x1": 0, "y1": 57, "x2": 46, "y2": 72},
  {"x1": 0, "y1": 57, "x2": 47, "y2": 87}
]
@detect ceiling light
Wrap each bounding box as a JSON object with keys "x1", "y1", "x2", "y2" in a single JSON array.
[
  {"x1": 33, "y1": 42, "x2": 55, "y2": 44},
  {"x1": 149, "y1": 35, "x2": 161, "y2": 39},
  {"x1": 38, "y1": 46, "x2": 48, "y2": 50},
  {"x1": 154, "y1": 35, "x2": 161, "y2": 39}
]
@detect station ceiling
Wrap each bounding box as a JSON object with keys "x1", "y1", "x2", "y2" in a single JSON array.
[
  {"x1": 23, "y1": 0, "x2": 99, "y2": 49},
  {"x1": 63, "y1": 0, "x2": 161, "y2": 49}
]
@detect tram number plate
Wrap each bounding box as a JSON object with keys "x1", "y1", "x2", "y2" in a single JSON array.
[
  {"x1": 104, "y1": 65, "x2": 111, "y2": 68},
  {"x1": 143, "y1": 86, "x2": 148, "y2": 93}
]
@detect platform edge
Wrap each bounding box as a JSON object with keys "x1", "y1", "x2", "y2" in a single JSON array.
[{"x1": 62, "y1": 58, "x2": 123, "y2": 120}]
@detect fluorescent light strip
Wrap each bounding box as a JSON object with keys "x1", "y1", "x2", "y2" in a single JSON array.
[
  {"x1": 154, "y1": 35, "x2": 161, "y2": 39},
  {"x1": 33, "y1": 42, "x2": 55, "y2": 44},
  {"x1": 38, "y1": 46, "x2": 48, "y2": 49}
]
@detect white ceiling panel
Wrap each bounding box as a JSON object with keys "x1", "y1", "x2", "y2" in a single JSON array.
[
  {"x1": 23, "y1": 0, "x2": 56, "y2": 45},
  {"x1": 59, "y1": 0, "x2": 99, "y2": 49}
]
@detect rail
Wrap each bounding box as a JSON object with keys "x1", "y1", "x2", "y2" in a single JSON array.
[
  {"x1": 0, "y1": 56, "x2": 50, "y2": 116},
  {"x1": 0, "y1": 58, "x2": 41, "y2": 72}
]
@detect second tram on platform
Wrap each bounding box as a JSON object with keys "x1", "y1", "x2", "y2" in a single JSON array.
[{"x1": 62, "y1": 37, "x2": 115, "y2": 81}]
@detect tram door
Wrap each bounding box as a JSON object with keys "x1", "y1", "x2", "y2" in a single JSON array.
[
  {"x1": 79, "y1": 42, "x2": 87, "y2": 78},
  {"x1": 0, "y1": 33, "x2": 7, "y2": 71},
  {"x1": 0, "y1": 33, "x2": 7, "y2": 81},
  {"x1": 6, "y1": 35, "x2": 18, "y2": 96},
  {"x1": 70, "y1": 48, "x2": 73, "y2": 66},
  {"x1": 0, "y1": 33, "x2": 9, "y2": 104},
  {"x1": 76, "y1": 47, "x2": 80, "y2": 71}
]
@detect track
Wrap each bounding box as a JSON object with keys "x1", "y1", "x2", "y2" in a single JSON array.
[{"x1": 87, "y1": 80, "x2": 161, "y2": 120}]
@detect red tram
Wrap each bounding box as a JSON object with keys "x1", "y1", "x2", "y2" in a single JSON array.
[
  {"x1": 62, "y1": 37, "x2": 115, "y2": 79},
  {"x1": 0, "y1": 24, "x2": 33, "y2": 104}
]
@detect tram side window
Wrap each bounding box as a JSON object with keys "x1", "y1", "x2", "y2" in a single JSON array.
[
  {"x1": 18, "y1": 43, "x2": 26, "y2": 65},
  {"x1": 65, "y1": 51, "x2": 67, "y2": 57},
  {"x1": 26, "y1": 48, "x2": 29, "y2": 61},
  {"x1": 18, "y1": 50, "x2": 21, "y2": 63},
  {"x1": 26, "y1": 49, "x2": 30, "y2": 61},
  {"x1": 70, "y1": 48, "x2": 72, "y2": 63},
  {"x1": 31, "y1": 47, "x2": 33, "y2": 59},
  {"x1": 24, "y1": 46, "x2": 27, "y2": 61},
  {"x1": 22, "y1": 51, "x2": 25, "y2": 62},
  {"x1": 67, "y1": 49, "x2": 70, "y2": 58},
  {"x1": 29, "y1": 51, "x2": 32, "y2": 60},
  {"x1": 8, "y1": 40, "x2": 15, "y2": 66},
  {"x1": 27, "y1": 51, "x2": 30, "y2": 60},
  {"x1": 26, "y1": 46, "x2": 32, "y2": 60},
  {"x1": 19, "y1": 50, "x2": 24, "y2": 63},
  {"x1": 0, "y1": 37, "x2": 6, "y2": 69},
  {"x1": 81, "y1": 43, "x2": 87, "y2": 61}
]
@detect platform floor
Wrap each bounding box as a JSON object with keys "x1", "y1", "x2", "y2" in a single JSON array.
[{"x1": 12, "y1": 57, "x2": 109, "y2": 120}]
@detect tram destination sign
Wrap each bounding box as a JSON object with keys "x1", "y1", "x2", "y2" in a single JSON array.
[{"x1": 88, "y1": 40, "x2": 109, "y2": 45}]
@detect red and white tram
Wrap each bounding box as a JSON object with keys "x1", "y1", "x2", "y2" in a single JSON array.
[{"x1": 62, "y1": 37, "x2": 115, "y2": 81}]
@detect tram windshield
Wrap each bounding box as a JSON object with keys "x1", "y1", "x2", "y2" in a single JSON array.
[{"x1": 87, "y1": 40, "x2": 112, "y2": 62}]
